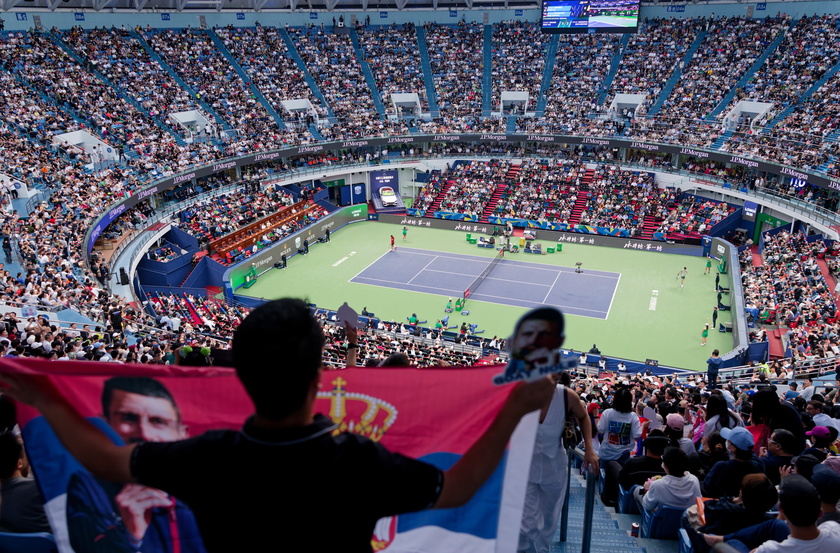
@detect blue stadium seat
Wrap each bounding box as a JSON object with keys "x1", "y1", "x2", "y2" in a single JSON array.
[
  {"x1": 0, "y1": 532, "x2": 57, "y2": 553},
  {"x1": 678, "y1": 528, "x2": 694, "y2": 553},
  {"x1": 641, "y1": 505, "x2": 685, "y2": 539}
]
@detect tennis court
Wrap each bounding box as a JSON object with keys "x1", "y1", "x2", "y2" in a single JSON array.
[{"x1": 350, "y1": 247, "x2": 620, "y2": 319}]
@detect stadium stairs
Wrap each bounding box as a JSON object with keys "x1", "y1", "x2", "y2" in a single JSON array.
[
  {"x1": 766, "y1": 57, "x2": 840, "y2": 128},
  {"x1": 480, "y1": 183, "x2": 506, "y2": 224},
  {"x1": 131, "y1": 29, "x2": 235, "y2": 137},
  {"x1": 347, "y1": 27, "x2": 387, "y2": 117},
  {"x1": 482, "y1": 24, "x2": 493, "y2": 118},
  {"x1": 478, "y1": 163, "x2": 518, "y2": 223},
  {"x1": 277, "y1": 28, "x2": 338, "y2": 120},
  {"x1": 597, "y1": 33, "x2": 631, "y2": 105},
  {"x1": 646, "y1": 30, "x2": 708, "y2": 117},
  {"x1": 205, "y1": 28, "x2": 287, "y2": 130},
  {"x1": 709, "y1": 128, "x2": 734, "y2": 150},
  {"x1": 308, "y1": 124, "x2": 324, "y2": 141},
  {"x1": 425, "y1": 181, "x2": 454, "y2": 214},
  {"x1": 415, "y1": 25, "x2": 440, "y2": 118},
  {"x1": 706, "y1": 18, "x2": 796, "y2": 121},
  {"x1": 816, "y1": 154, "x2": 837, "y2": 174},
  {"x1": 557, "y1": 472, "x2": 654, "y2": 553},
  {"x1": 639, "y1": 214, "x2": 663, "y2": 240},
  {"x1": 535, "y1": 34, "x2": 560, "y2": 118},
  {"x1": 49, "y1": 30, "x2": 185, "y2": 146},
  {"x1": 506, "y1": 116, "x2": 517, "y2": 133},
  {"x1": 568, "y1": 168, "x2": 595, "y2": 226}
]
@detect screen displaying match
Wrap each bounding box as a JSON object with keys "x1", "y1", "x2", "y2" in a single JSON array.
[{"x1": 541, "y1": 0, "x2": 641, "y2": 34}]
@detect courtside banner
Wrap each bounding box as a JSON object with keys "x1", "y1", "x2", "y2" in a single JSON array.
[{"x1": 3, "y1": 359, "x2": 537, "y2": 553}]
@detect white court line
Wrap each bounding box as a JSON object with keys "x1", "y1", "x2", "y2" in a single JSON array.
[
  {"x1": 543, "y1": 269, "x2": 562, "y2": 304},
  {"x1": 470, "y1": 290, "x2": 609, "y2": 315},
  {"x1": 349, "y1": 248, "x2": 394, "y2": 281},
  {"x1": 482, "y1": 274, "x2": 551, "y2": 288},
  {"x1": 605, "y1": 273, "x2": 621, "y2": 320},
  {"x1": 425, "y1": 268, "x2": 484, "y2": 279},
  {"x1": 353, "y1": 275, "x2": 462, "y2": 294},
  {"x1": 408, "y1": 256, "x2": 438, "y2": 285}
]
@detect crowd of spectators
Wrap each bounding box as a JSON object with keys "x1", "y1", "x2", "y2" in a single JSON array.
[
  {"x1": 288, "y1": 26, "x2": 409, "y2": 139},
  {"x1": 59, "y1": 26, "x2": 207, "y2": 139},
  {"x1": 215, "y1": 25, "x2": 329, "y2": 127},
  {"x1": 320, "y1": 317, "x2": 491, "y2": 368},
  {"x1": 3, "y1": 31, "x2": 163, "y2": 150},
  {"x1": 490, "y1": 21, "x2": 549, "y2": 115},
  {"x1": 519, "y1": 33, "x2": 620, "y2": 135},
  {"x1": 656, "y1": 198, "x2": 736, "y2": 238},
  {"x1": 493, "y1": 158, "x2": 586, "y2": 223},
  {"x1": 142, "y1": 27, "x2": 294, "y2": 143},
  {"x1": 605, "y1": 18, "x2": 705, "y2": 116},
  {"x1": 732, "y1": 15, "x2": 840, "y2": 114},
  {"x1": 578, "y1": 165, "x2": 663, "y2": 234},
  {"x1": 175, "y1": 185, "x2": 292, "y2": 241},
  {"x1": 357, "y1": 22, "x2": 429, "y2": 115},
  {"x1": 414, "y1": 159, "x2": 510, "y2": 218},
  {"x1": 425, "y1": 21, "x2": 484, "y2": 119},
  {"x1": 740, "y1": 231, "x2": 838, "y2": 330}
]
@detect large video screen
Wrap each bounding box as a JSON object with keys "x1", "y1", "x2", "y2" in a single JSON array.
[{"x1": 541, "y1": 0, "x2": 641, "y2": 34}]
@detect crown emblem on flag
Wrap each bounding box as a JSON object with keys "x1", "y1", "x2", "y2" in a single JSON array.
[{"x1": 316, "y1": 376, "x2": 398, "y2": 442}]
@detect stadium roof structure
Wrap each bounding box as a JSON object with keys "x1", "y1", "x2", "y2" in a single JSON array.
[
  {"x1": 0, "y1": 0, "x2": 746, "y2": 15},
  {"x1": 0, "y1": 0, "x2": 544, "y2": 13}
]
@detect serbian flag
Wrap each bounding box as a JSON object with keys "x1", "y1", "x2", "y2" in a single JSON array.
[{"x1": 3, "y1": 358, "x2": 538, "y2": 553}]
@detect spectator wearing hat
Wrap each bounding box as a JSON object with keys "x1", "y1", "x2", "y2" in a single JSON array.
[
  {"x1": 812, "y1": 465, "x2": 840, "y2": 525},
  {"x1": 803, "y1": 426, "x2": 834, "y2": 462},
  {"x1": 664, "y1": 412, "x2": 692, "y2": 453},
  {"x1": 703, "y1": 427, "x2": 764, "y2": 498}
]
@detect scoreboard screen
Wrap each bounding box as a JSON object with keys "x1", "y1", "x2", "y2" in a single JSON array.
[{"x1": 541, "y1": 0, "x2": 641, "y2": 34}]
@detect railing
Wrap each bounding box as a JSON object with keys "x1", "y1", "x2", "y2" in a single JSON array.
[{"x1": 560, "y1": 447, "x2": 598, "y2": 553}]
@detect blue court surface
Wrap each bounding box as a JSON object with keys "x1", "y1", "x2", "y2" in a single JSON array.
[{"x1": 350, "y1": 248, "x2": 620, "y2": 319}]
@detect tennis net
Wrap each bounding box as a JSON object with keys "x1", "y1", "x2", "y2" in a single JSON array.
[{"x1": 462, "y1": 248, "x2": 505, "y2": 304}]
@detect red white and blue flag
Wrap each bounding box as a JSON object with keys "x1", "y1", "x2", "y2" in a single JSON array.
[{"x1": 4, "y1": 359, "x2": 538, "y2": 553}]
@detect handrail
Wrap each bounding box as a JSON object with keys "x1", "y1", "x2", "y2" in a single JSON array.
[{"x1": 560, "y1": 447, "x2": 598, "y2": 553}]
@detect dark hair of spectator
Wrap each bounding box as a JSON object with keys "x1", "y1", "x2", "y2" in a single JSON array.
[
  {"x1": 0, "y1": 395, "x2": 16, "y2": 434},
  {"x1": 706, "y1": 431, "x2": 729, "y2": 464},
  {"x1": 793, "y1": 454, "x2": 821, "y2": 480},
  {"x1": 645, "y1": 429, "x2": 670, "y2": 456},
  {"x1": 739, "y1": 473, "x2": 778, "y2": 512},
  {"x1": 0, "y1": 432, "x2": 22, "y2": 479},
  {"x1": 779, "y1": 475, "x2": 821, "y2": 527},
  {"x1": 612, "y1": 387, "x2": 633, "y2": 413},
  {"x1": 705, "y1": 395, "x2": 733, "y2": 429},
  {"x1": 770, "y1": 429, "x2": 797, "y2": 455},
  {"x1": 662, "y1": 446, "x2": 688, "y2": 476},
  {"x1": 233, "y1": 298, "x2": 325, "y2": 420},
  {"x1": 379, "y1": 353, "x2": 411, "y2": 367}
]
